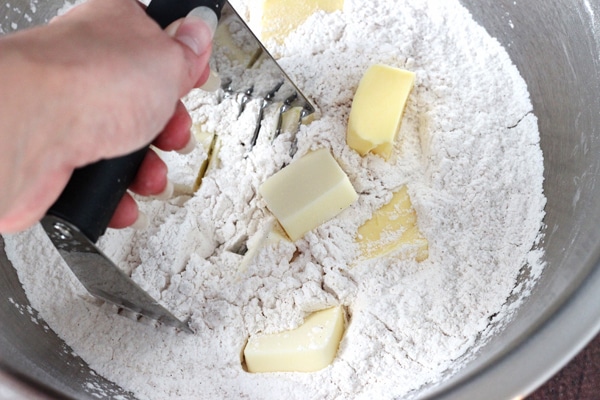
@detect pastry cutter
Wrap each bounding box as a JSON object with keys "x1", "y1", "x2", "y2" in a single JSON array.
[{"x1": 40, "y1": 0, "x2": 314, "y2": 333}]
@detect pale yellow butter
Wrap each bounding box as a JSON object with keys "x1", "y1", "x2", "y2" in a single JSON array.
[
  {"x1": 346, "y1": 64, "x2": 415, "y2": 159},
  {"x1": 244, "y1": 306, "x2": 346, "y2": 373},
  {"x1": 357, "y1": 186, "x2": 428, "y2": 262},
  {"x1": 278, "y1": 106, "x2": 316, "y2": 136},
  {"x1": 259, "y1": 148, "x2": 358, "y2": 241},
  {"x1": 252, "y1": 0, "x2": 344, "y2": 43}
]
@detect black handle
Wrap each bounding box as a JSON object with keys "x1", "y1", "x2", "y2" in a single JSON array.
[
  {"x1": 46, "y1": 0, "x2": 226, "y2": 243},
  {"x1": 47, "y1": 147, "x2": 147, "y2": 243},
  {"x1": 146, "y1": 0, "x2": 227, "y2": 29}
]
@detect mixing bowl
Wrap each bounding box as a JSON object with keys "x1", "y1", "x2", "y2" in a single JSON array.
[{"x1": 2, "y1": 0, "x2": 600, "y2": 399}]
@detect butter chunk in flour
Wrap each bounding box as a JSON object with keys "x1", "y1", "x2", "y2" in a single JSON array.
[
  {"x1": 346, "y1": 64, "x2": 415, "y2": 159},
  {"x1": 259, "y1": 148, "x2": 358, "y2": 241},
  {"x1": 4, "y1": 0, "x2": 546, "y2": 399}
]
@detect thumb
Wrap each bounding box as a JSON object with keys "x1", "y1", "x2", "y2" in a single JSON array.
[{"x1": 167, "y1": 7, "x2": 218, "y2": 97}]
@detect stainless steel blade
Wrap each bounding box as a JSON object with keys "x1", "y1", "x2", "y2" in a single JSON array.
[
  {"x1": 213, "y1": 3, "x2": 315, "y2": 115},
  {"x1": 40, "y1": 215, "x2": 192, "y2": 333}
]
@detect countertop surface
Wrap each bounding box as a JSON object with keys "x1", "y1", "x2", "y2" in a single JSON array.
[{"x1": 528, "y1": 331, "x2": 600, "y2": 399}]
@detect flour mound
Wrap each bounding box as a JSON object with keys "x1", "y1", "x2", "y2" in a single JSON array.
[{"x1": 4, "y1": 0, "x2": 545, "y2": 399}]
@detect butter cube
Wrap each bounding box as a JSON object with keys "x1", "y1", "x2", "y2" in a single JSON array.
[
  {"x1": 357, "y1": 186, "x2": 428, "y2": 262},
  {"x1": 347, "y1": 64, "x2": 415, "y2": 159},
  {"x1": 251, "y1": 0, "x2": 344, "y2": 43},
  {"x1": 259, "y1": 148, "x2": 358, "y2": 241},
  {"x1": 244, "y1": 306, "x2": 346, "y2": 373}
]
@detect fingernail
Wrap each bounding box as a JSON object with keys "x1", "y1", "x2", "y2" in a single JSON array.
[
  {"x1": 153, "y1": 180, "x2": 174, "y2": 201},
  {"x1": 131, "y1": 211, "x2": 149, "y2": 230},
  {"x1": 187, "y1": 7, "x2": 218, "y2": 38},
  {"x1": 178, "y1": 133, "x2": 197, "y2": 154},
  {"x1": 200, "y1": 69, "x2": 221, "y2": 92},
  {"x1": 174, "y1": 7, "x2": 218, "y2": 55}
]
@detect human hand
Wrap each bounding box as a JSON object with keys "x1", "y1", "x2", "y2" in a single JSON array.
[{"x1": 0, "y1": 0, "x2": 217, "y2": 233}]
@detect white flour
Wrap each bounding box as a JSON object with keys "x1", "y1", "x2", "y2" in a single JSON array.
[{"x1": 4, "y1": 0, "x2": 546, "y2": 399}]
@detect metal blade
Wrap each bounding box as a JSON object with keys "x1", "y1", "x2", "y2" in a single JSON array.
[
  {"x1": 212, "y1": 3, "x2": 315, "y2": 114},
  {"x1": 41, "y1": 215, "x2": 192, "y2": 333}
]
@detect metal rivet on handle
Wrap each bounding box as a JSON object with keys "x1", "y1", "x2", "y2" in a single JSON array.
[{"x1": 53, "y1": 222, "x2": 73, "y2": 240}]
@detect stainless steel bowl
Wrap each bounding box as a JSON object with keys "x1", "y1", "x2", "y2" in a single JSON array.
[{"x1": 2, "y1": 1, "x2": 600, "y2": 399}]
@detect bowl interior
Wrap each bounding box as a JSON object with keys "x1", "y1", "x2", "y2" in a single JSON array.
[{"x1": 2, "y1": 0, "x2": 600, "y2": 399}]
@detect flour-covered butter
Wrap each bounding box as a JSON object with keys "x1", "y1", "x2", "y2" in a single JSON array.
[
  {"x1": 251, "y1": 0, "x2": 344, "y2": 43},
  {"x1": 357, "y1": 186, "x2": 428, "y2": 262}
]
